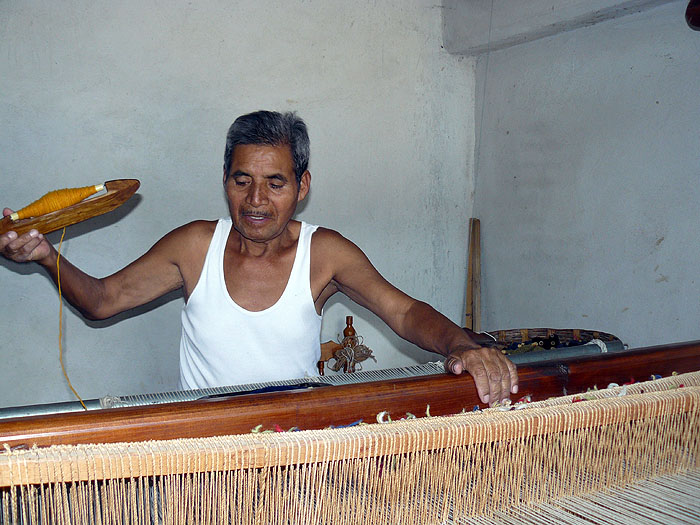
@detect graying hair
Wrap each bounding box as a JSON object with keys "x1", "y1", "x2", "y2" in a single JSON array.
[{"x1": 223, "y1": 110, "x2": 310, "y2": 184}]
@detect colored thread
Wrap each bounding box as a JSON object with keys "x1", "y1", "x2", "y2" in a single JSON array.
[
  {"x1": 11, "y1": 184, "x2": 104, "y2": 221},
  {"x1": 57, "y1": 228, "x2": 87, "y2": 410},
  {"x1": 248, "y1": 372, "x2": 685, "y2": 434},
  {"x1": 326, "y1": 420, "x2": 364, "y2": 430}
]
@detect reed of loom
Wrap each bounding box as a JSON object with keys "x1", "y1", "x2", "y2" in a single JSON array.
[
  {"x1": 0, "y1": 179, "x2": 140, "y2": 236},
  {"x1": 1, "y1": 362, "x2": 698, "y2": 524}
]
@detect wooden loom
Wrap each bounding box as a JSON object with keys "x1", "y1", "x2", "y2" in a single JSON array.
[{"x1": 1, "y1": 340, "x2": 699, "y2": 524}]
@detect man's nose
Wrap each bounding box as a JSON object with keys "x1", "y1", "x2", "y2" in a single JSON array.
[{"x1": 247, "y1": 182, "x2": 267, "y2": 206}]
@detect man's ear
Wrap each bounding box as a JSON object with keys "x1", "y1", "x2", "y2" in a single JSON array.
[
  {"x1": 297, "y1": 170, "x2": 311, "y2": 201},
  {"x1": 223, "y1": 166, "x2": 228, "y2": 184}
]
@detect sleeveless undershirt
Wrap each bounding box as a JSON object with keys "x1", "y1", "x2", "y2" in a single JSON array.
[{"x1": 179, "y1": 218, "x2": 322, "y2": 390}]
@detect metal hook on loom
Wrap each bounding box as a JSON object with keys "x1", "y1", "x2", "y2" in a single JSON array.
[{"x1": 0, "y1": 179, "x2": 141, "y2": 236}]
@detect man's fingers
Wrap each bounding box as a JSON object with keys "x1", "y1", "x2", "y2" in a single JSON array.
[
  {"x1": 495, "y1": 360, "x2": 511, "y2": 404},
  {"x1": 506, "y1": 357, "x2": 519, "y2": 394},
  {"x1": 0, "y1": 231, "x2": 17, "y2": 251},
  {"x1": 444, "y1": 354, "x2": 464, "y2": 375},
  {"x1": 483, "y1": 349, "x2": 519, "y2": 403},
  {"x1": 500, "y1": 367, "x2": 511, "y2": 401},
  {"x1": 2, "y1": 230, "x2": 46, "y2": 262},
  {"x1": 447, "y1": 347, "x2": 518, "y2": 407},
  {"x1": 486, "y1": 367, "x2": 504, "y2": 406},
  {"x1": 445, "y1": 351, "x2": 493, "y2": 405},
  {"x1": 490, "y1": 352, "x2": 513, "y2": 403},
  {"x1": 466, "y1": 360, "x2": 490, "y2": 405}
]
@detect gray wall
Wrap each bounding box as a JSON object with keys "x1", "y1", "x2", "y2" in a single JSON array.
[
  {"x1": 0, "y1": 1, "x2": 475, "y2": 407},
  {"x1": 472, "y1": 1, "x2": 700, "y2": 347},
  {"x1": 443, "y1": 0, "x2": 676, "y2": 54}
]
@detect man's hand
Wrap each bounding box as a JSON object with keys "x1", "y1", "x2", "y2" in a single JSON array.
[
  {"x1": 444, "y1": 345, "x2": 518, "y2": 407},
  {"x1": 0, "y1": 208, "x2": 52, "y2": 264}
]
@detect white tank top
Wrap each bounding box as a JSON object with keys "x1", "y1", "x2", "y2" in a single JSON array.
[{"x1": 178, "y1": 218, "x2": 322, "y2": 390}]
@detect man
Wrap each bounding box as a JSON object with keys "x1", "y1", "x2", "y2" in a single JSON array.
[{"x1": 0, "y1": 111, "x2": 517, "y2": 405}]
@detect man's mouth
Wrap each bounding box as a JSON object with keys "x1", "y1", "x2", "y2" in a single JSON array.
[{"x1": 241, "y1": 211, "x2": 273, "y2": 220}]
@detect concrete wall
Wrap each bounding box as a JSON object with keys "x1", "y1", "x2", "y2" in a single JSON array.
[
  {"x1": 0, "y1": 1, "x2": 474, "y2": 407},
  {"x1": 472, "y1": 1, "x2": 700, "y2": 347},
  {"x1": 443, "y1": 0, "x2": 676, "y2": 54}
]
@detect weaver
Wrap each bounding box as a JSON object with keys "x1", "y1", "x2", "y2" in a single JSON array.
[{"x1": 1, "y1": 371, "x2": 698, "y2": 525}]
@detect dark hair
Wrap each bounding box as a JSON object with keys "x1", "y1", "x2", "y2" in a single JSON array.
[{"x1": 223, "y1": 111, "x2": 310, "y2": 184}]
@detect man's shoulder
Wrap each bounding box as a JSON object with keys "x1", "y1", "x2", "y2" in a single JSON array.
[
  {"x1": 165, "y1": 219, "x2": 217, "y2": 241},
  {"x1": 175, "y1": 219, "x2": 219, "y2": 236},
  {"x1": 310, "y1": 226, "x2": 365, "y2": 261},
  {"x1": 157, "y1": 219, "x2": 219, "y2": 255},
  {"x1": 310, "y1": 226, "x2": 348, "y2": 246}
]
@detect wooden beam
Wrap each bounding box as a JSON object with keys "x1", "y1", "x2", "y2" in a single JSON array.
[{"x1": 0, "y1": 341, "x2": 698, "y2": 449}]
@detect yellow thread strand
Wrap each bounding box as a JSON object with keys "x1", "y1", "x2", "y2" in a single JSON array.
[
  {"x1": 12, "y1": 184, "x2": 104, "y2": 221},
  {"x1": 57, "y1": 227, "x2": 87, "y2": 410}
]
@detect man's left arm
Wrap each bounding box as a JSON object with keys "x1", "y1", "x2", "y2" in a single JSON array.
[
  {"x1": 397, "y1": 300, "x2": 518, "y2": 406},
  {"x1": 317, "y1": 229, "x2": 517, "y2": 406}
]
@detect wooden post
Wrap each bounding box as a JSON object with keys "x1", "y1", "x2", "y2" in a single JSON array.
[{"x1": 465, "y1": 218, "x2": 481, "y2": 331}]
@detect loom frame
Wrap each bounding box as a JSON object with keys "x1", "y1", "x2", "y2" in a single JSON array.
[{"x1": 0, "y1": 340, "x2": 698, "y2": 450}]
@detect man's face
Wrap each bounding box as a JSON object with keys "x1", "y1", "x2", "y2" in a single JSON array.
[{"x1": 224, "y1": 144, "x2": 310, "y2": 243}]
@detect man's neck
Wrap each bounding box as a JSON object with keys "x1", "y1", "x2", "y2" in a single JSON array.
[{"x1": 228, "y1": 220, "x2": 300, "y2": 258}]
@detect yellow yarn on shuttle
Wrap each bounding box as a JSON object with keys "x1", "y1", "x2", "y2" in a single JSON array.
[{"x1": 12, "y1": 184, "x2": 103, "y2": 220}]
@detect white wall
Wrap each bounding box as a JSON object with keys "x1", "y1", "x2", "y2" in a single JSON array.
[
  {"x1": 472, "y1": 1, "x2": 700, "y2": 347},
  {"x1": 0, "y1": 1, "x2": 475, "y2": 407},
  {"x1": 443, "y1": 0, "x2": 676, "y2": 54}
]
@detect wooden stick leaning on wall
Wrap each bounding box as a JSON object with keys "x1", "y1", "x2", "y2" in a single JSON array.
[
  {"x1": 465, "y1": 217, "x2": 481, "y2": 331},
  {"x1": 473, "y1": 217, "x2": 481, "y2": 331}
]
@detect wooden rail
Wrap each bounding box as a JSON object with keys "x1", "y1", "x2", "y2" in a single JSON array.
[{"x1": 1, "y1": 340, "x2": 698, "y2": 449}]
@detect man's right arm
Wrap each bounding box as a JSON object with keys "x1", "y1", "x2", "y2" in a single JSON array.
[{"x1": 0, "y1": 209, "x2": 200, "y2": 320}]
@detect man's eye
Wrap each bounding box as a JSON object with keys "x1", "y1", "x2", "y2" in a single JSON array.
[{"x1": 234, "y1": 179, "x2": 248, "y2": 186}]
